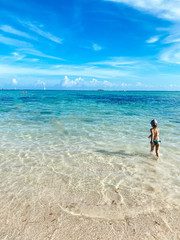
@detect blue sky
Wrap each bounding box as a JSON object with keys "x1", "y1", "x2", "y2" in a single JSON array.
[{"x1": 0, "y1": 0, "x2": 180, "y2": 90}]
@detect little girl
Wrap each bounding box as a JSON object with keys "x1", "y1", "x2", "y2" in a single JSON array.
[{"x1": 148, "y1": 119, "x2": 160, "y2": 158}]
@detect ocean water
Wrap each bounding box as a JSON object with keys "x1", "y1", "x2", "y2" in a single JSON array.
[{"x1": 0, "y1": 90, "x2": 180, "y2": 220}]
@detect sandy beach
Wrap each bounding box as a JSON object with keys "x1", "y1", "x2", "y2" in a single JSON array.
[{"x1": 1, "y1": 185, "x2": 180, "y2": 240}]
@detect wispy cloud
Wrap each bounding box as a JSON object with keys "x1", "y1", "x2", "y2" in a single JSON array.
[
  {"x1": 89, "y1": 57, "x2": 138, "y2": 67},
  {"x1": 0, "y1": 49, "x2": 63, "y2": 64},
  {"x1": 18, "y1": 48, "x2": 64, "y2": 60},
  {"x1": 0, "y1": 62, "x2": 131, "y2": 79},
  {"x1": 20, "y1": 22, "x2": 63, "y2": 44},
  {"x1": 12, "y1": 52, "x2": 26, "y2": 60},
  {"x1": 0, "y1": 34, "x2": 33, "y2": 47},
  {"x1": 163, "y1": 34, "x2": 180, "y2": 44},
  {"x1": 105, "y1": 0, "x2": 180, "y2": 21},
  {"x1": 158, "y1": 23, "x2": 180, "y2": 64},
  {"x1": 146, "y1": 36, "x2": 160, "y2": 44},
  {"x1": 160, "y1": 44, "x2": 180, "y2": 64},
  {"x1": 84, "y1": 43, "x2": 102, "y2": 51},
  {"x1": 162, "y1": 24, "x2": 180, "y2": 44},
  {"x1": 0, "y1": 25, "x2": 35, "y2": 40},
  {"x1": 92, "y1": 43, "x2": 102, "y2": 51}
]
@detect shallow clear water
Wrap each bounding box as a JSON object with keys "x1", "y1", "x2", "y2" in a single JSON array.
[{"x1": 0, "y1": 90, "x2": 180, "y2": 220}]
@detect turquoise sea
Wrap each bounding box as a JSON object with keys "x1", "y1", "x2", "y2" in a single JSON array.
[{"x1": 0, "y1": 90, "x2": 180, "y2": 221}]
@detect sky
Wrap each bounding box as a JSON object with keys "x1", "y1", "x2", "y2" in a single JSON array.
[{"x1": 0, "y1": 0, "x2": 180, "y2": 90}]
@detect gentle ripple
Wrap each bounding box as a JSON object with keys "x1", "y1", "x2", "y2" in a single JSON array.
[{"x1": 0, "y1": 90, "x2": 180, "y2": 220}]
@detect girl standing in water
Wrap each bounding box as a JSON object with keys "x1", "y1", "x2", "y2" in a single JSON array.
[{"x1": 148, "y1": 119, "x2": 160, "y2": 158}]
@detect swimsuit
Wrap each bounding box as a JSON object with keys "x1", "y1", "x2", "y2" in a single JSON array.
[{"x1": 153, "y1": 140, "x2": 160, "y2": 145}]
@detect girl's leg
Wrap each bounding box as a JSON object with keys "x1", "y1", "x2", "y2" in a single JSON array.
[
  {"x1": 151, "y1": 143, "x2": 154, "y2": 152},
  {"x1": 156, "y1": 143, "x2": 160, "y2": 158}
]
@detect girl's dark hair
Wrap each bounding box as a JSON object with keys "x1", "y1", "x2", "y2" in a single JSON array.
[{"x1": 151, "y1": 119, "x2": 158, "y2": 127}]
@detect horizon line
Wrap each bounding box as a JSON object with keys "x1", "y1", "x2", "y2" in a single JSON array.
[{"x1": 0, "y1": 89, "x2": 180, "y2": 92}]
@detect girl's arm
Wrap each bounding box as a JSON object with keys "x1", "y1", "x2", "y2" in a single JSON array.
[
  {"x1": 150, "y1": 129, "x2": 154, "y2": 143},
  {"x1": 148, "y1": 129, "x2": 152, "y2": 138}
]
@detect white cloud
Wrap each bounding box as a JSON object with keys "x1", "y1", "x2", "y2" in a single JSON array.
[
  {"x1": 89, "y1": 57, "x2": 137, "y2": 67},
  {"x1": 0, "y1": 25, "x2": 35, "y2": 40},
  {"x1": 56, "y1": 64, "x2": 130, "y2": 78},
  {"x1": 21, "y1": 22, "x2": 63, "y2": 44},
  {"x1": 0, "y1": 58, "x2": 133, "y2": 80},
  {"x1": 0, "y1": 49, "x2": 62, "y2": 62},
  {"x1": 18, "y1": 48, "x2": 64, "y2": 60},
  {"x1": 163, "y1": 35, "x2": 180, "y2": 44},
  {"x1": 12, "y1": 78, "x2": 17, "y2": 85},
  {"x1": 0, "y1": 34, "x2": 33, "y2": 48},
  {"x1": 160, "y1": 44, "x2": 180, "y2": 64},
  {"x1": 62, "y1": 76, "x2": 114, "y2": 88},
  {"x1": 75, "y1": 77, "x2": 84, "y2": 84},
  {"x1": 62, "y1": 76, "x2": 70, "y2": 86},
  {"x1": 103, "y1": 80, "x2": 113, "y2": 86},
  {"x1": 0, "y1": 52, "x2": 41, "y2": 63},
  {"x1": 62, "y1": 76, "x2": 84, "y2": 87},
  {"x1": 12, "y1": 52, "x2": 18, "y2": 56},
  {"x1": 104, "y1": 0, "x2": 180, "y2": 67},
  {"x1": 105, "y1": 0, "x2": 180, "y2": 21},
  {"x1": 160, "y1": 23, "x2": 180, "y2": 45},
  {"x1": 90, "y1": 78, "x2": 99, "y2": 85},
  {"x1": 92, "y1": 43, "x2": 102, "y2": 51},
  {"x1": 146, "y1": 36, "x2": 159, "y2": 43},
  {"x1": 12, "y1": 52, "x2": 25, "y2": 60},
  {"x1": 162, "y1": 25, "x2": 180, "y2": 44},
  {"x1": 90, "y1": 78, "x2": 113, "y2": 87}
]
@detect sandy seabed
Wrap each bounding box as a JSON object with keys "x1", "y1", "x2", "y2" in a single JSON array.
[{"x1": 1, "y1": 186, "x2": 180, "y2": 240}]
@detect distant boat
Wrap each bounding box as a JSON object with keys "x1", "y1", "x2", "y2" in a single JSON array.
[
  {"x1": 98, "y1": 89, "x2": 104, "y2": 91},
  {"x1": 44, "y1": 87, "x2": 46, "y2": 90}
]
